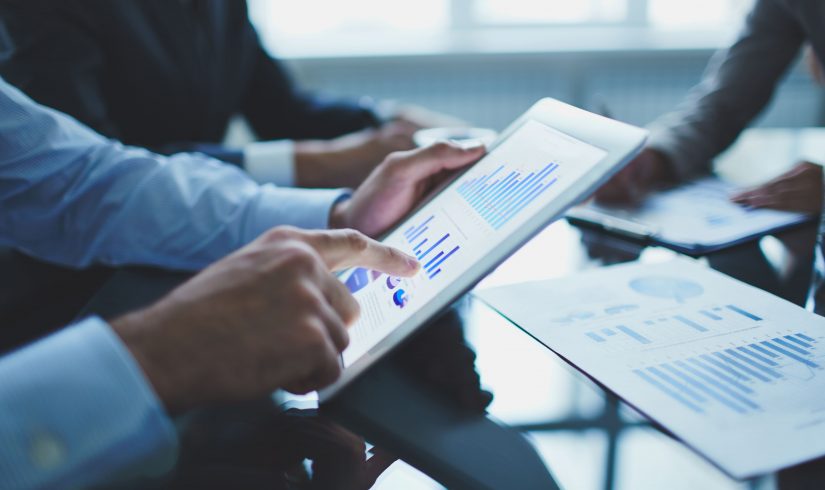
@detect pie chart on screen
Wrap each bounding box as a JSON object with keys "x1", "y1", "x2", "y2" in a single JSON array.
[
  {"x1": 392, "y1": 289, "x2": 409, "y2": 308},
  {"x1": 386, "y1": 276, "x2": 401, "y2": 289}
]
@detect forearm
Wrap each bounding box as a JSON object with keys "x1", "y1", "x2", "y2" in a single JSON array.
[
  {"x1": 246, "y1": 132, "x2": 391, "y2": 189},
  {"x1": 0, "y1": 79, "x2": 346, "y2": 270},
  {"x1": 647, "y1": 0, "x2": 805, "y2": 180},
  {"x1": 3, "y1": 146, "x2": 344, "y2": 270}
]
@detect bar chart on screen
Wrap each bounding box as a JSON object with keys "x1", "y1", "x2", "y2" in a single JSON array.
[
  {"x1": 401, "y1": 213, "x2": 462, "y2": 280},
  {"x1": 456, "y1": 161, "x2": 559, "y2": 229}
]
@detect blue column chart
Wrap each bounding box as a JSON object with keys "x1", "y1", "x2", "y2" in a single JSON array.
[
  {"x1": 583, "y1": 303, "x2": 764, "y2": 346},
  {"x1": 456, "y1": 162, "x2": 560, "y2": 229},
  {"x1": 402, "y1": 214, "x2": 461, "y2": 280},
  {"x1": 633, "y1": 333, "x2": 821, "y2": 415}
]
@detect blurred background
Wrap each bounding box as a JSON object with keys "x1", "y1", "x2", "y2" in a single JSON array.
[{"x1": 246, "y1": 0, "x2": 822, "y2": 132}]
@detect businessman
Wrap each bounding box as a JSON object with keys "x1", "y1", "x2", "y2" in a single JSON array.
[
  {"x1": 0, "y1": 0, "x2": 461, "y2": 190},
  {"x1": 595, "y1": 0, "x2": 825, "y2": 216},
  {"x1": 0, "y1": 0, "x2": 468, "y2": 335},
  {"x1": 0, "y1": 77, "x2": 483, "y2": 489},
  {"x1": 593, "y1": 0, "x2": 825, "y2": 315}
]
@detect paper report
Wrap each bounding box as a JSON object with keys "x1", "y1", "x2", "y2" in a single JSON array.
[
  {"x1": 476, "y1": 258, "x2": 825, "y2": 478},
  {"x1": 568, "y1": 177, "x2": 810, "y2": 252}
]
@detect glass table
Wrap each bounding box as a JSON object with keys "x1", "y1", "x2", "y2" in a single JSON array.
[{"x1": 83, "y1": 217, "x2": 823, "y2": 490}]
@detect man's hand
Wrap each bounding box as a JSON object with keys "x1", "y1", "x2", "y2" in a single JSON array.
[
  {"x1": 329, "y1": 141, "x2": 485, "y2": 237},
  {"x1": 730, "y1": 161, "x2": 824, "y2": 214},
  {"x1": 110, "y1": 227, "x2": 419, "y2": 414},
  {"x1": 294, "y1": 120, "x2": 418, "y2": 188},
  {"x1": 594, "y1": 147, "x2": 677, "y2": 205}
]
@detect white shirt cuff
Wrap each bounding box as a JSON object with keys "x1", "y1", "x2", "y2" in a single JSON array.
[{"x1": 244, "y1": 140, "x2": 296, "y2": 186}]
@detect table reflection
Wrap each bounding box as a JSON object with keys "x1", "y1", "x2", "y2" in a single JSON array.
[
  {"x1": 99, "y1": 306, "x2": 491, "y2": 490},
  {"x1": 92, "y1": 217, "x2": 823, "y2": 490}
]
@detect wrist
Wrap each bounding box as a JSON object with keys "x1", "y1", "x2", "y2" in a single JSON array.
[
  {"x1": 110, "y1": 308, "x2": 186, "y2": 414},
  {"x1": 644, "y1": 148, "x2": 678, "y2": 186},
  {"x1": 294, "y1": 140, "x2": 334, "y2": 187},
  {"x1": 329, "y1": 198, "x2": 351, "y2": 229}
]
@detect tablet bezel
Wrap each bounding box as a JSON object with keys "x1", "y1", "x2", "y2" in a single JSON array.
[{"x1": 319, "y1": 98, "x2": 648, "y2": 401}]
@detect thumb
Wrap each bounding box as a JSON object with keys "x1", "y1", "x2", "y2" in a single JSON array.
[
  {"x1": 298, "y1": 229, "x2": 420, "y2": 276},
  {"x1": 391, "y1": 141, "x2": 485, "y2": 181}
]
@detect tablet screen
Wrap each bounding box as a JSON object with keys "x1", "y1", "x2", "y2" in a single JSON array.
[{"x1": 340, "y1": 119, "x2": 607, "y2": 366}]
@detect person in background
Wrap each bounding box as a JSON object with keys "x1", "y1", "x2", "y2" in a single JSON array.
[
  {"x1": 729, "y1": 45, "x2": 825, "y2": 216},
  {"x1": 594, "y1": 0, "x2": 825, "y2": 314},
  {"x1": 0, "y1": 0, "x2": 465, "y2": 340},
  {"x1": 0, "y1": 0, "x2": 462, "y2": 190},
  {"x1": 0, "y1": 76, "x2": 484, "y2": 489},
  {"x1": 596, "y1": 0, "x2": 824, "y2": 218}
]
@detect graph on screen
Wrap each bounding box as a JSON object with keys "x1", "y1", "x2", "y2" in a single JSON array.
[
  {"x1": 456, "y1": 162, "x2": 559, "y2": 229},
  {"x1": 342, "y1": 117, "x2": 609, "y2": 376},
  {"x1": 402, "y1": 214, "x2": 461, "y2": 280}
]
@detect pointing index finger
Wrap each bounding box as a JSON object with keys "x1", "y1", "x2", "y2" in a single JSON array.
[{"x1": 303, "y1": 229, "x2": 420, "y2": 277}]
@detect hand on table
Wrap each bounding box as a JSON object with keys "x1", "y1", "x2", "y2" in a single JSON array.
[
  {"x1": 730, "y1": 161, "x2": 823, "y2": 214},
  {"x1": 291, "y1": 104, "x2": 468, "y2": 189},
  {"x1": 593, "y1": 147, "x2": 677, "y2": 205},
  {"x1": 111, "y1": 226, "x2": 419, "y2": 414},
  {"x1": 294, "y1": 119, "x2": 419, "y2": 189},
  {"x1": 330, "y1": 141, "x2": 485, "y2": 237}
]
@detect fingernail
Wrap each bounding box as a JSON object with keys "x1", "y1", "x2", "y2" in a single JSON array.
[{"x1": 406, "y1": 257, "x2": 421, "y2": 271}]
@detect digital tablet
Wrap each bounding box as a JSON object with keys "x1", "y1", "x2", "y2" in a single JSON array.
[{"x1": 320, "y1": 98, "x2": 648, "y2": 400}]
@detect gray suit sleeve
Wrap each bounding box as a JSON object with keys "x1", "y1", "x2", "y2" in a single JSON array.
[{"x1": 647, "y1": 0, "x2": 806, "y2": 179}]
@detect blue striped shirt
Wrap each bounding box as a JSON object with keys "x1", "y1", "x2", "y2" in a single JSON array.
[{"x1": 0, "y1": 77, "x2": 347, "y2": 488}]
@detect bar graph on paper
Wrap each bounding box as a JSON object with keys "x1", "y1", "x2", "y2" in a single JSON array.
[
  {"x1": 475, "y1": 259, "x2": 825, "y2": 478},
  {"x1": 456, "y1": 162, "x2": 559, "y2": 229},
  {"x1": 584, "y1": 303, "x2": 764, "y2": 346},
  {"x1": 402, "y1": 214, "x2": 460, "y2": 280},
  {"x1": 633, "y1": 332, "x2": 823, "y2": 415},
  {"x1": 565, "y1": 298, "x2": 825, "y2": 419}
]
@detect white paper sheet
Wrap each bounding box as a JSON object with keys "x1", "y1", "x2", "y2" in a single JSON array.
[
  {"x1": 569, "y1": 177, "x2": 810, "y2": 251},
  {"x1": 475, "y1": 258, "x2": 825, "y2": 478}
]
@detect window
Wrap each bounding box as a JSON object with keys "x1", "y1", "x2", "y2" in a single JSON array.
[
  {"x1": 247, "y1": 0, "x2": 449, "y2": 40},
  {"x1": 474, "y1": 0, "x2": 627, "y2": 25},
  {"x1": 471, "y1": 0, "x2": 754, "y2": 29},
  {"x1": 648, "y1": 0, "x2": 753, "y2": 29},
  {"x1": 248, "y1": 0, "x2": 756, "y2": 57}
]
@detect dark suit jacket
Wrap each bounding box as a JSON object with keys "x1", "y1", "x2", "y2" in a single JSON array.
[
  {"x1": 0, "y1": 0, "x2": 379, "y2": 165},
  {"x1": 0, "y1": 0, "x2": 380, "y2": 348}
]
